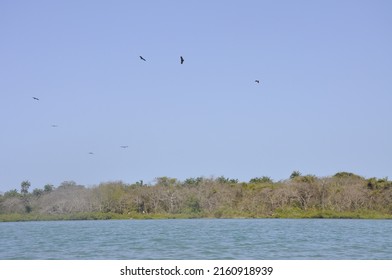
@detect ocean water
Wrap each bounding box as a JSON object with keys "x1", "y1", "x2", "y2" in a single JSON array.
[{"x1": 1, "y1": 219, "x2": 391, "y2": 259}]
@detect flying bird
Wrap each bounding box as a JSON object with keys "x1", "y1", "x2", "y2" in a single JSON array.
[
  {"x1": 120, "y1": 146, "x2": 128, "y2": 149},
  {"x1": 32, "y1": 97, "x2": 39, "y2": 100},
  {"x1": 88, "y1": 152, "x2": 94, "y2": 155},
  {"x1": 180, "y1": 56, "x2": 184, "y2": 64},
  {"x1": 51, "y1": 124, "x2": 58, "y2": 128},
  {"x1": 139, "y1": 56, "x2": 146, "y2": 61},
  {"x1": 255, "y1": 80, "x2": 260, "y2": 84}
]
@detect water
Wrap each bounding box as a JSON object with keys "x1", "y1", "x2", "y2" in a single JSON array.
[{"x1": 1, "y1": 219, "x2": 391, "y2": 259}]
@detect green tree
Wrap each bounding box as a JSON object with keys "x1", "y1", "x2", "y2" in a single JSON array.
[
  {"x1": 216, "y1": 176, "x2": 238, "y2": 184},
  {"x1": 290, "y1": 171, "x2": 302, "y2": 179},
  {"x1": 58, "y1": 181, "x2": 84, "y2": 190},
  {"x1": 297, "y1": 175, "x2": 317, "y2": 183},
  {"x1": 32, "y1": 188, "x2": 44, "y2": 196},
  {"x1": 184, "y1": 196, "x2": 202, "y2": 213},
  {"x1": 155, "y1": 177, "x2": 178, "y2": 187},
  {"x1": 249, "y1": 176, "x2": 273, "y2": 184},
  {"x1": 183, "y1": 177, "x2": 204, "y2": 187},
  {"x1": 367, "y1": 177, "x2": 392, "y2": 190},
  {"x1": 44, "y1": 184, "x2": 54, "y2": 193},
  {"x1": 20, "y1": 180, "x2": 31, "y2": 195},
  {"x1": 4, "y1": 189, "x2": 20, "y2": 198},
  {"x1": 333, "y1": 172, "x2": 364, "y2": 180}
]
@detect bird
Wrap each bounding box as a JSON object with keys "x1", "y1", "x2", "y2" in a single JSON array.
[
  {"x1": 255, "y1": 80, "x2": 260, "y2": 84},
  {"x1": 139, "y1": 56, "x2": 146, "y2": 61},
  {"x1": 180, "y1": 56, "x2": 184, "y2": 64},
  {"x1": 32, "y1": 97, "x2": 39, "y2": 100},
  {"x1": 120, "y1": 146, "x2": 128, "y2": 149},
  {"x1": 51, "y1": 124, "x2": 58, "y2": 128},
  {"x1": 88, "y1": 152, "x2": 94, "y2": 155}
]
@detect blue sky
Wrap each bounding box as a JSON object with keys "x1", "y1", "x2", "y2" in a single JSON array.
[{"x1": 1, "y1": 0, "x2": 391, "y2": 192}]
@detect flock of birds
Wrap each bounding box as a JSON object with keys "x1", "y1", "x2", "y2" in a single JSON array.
[{"x1": 31, "y1": 55, "x2": 261, "y2": 156}]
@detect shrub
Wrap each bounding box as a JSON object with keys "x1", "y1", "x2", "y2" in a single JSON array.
[
  {"x1": 249, "y1": 176, "x2": 273, "y2": 184},
  {"x1": 333, "y1": 172, "x2": 364, "y2": 180},
  {"x1": 367, "y1": 177, "x2": 392, "y2": 190}
]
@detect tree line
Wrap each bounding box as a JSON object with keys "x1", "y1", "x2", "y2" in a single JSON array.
[{"x1": 1, "y1": 172, "x2": 392, "y2": 219}]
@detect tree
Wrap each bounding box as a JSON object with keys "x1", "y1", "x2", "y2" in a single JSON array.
[
  {"x1": 183, "y1": 177, "x2": 204, "y2": 187},
  {"x1": 184, "y1": 196, "x2": 202, "y2": 213},
  {"x1": 92, "y1": 181, "x2": 129, "y2": 213},
  {"x1": 249, "y1": 176, "x2": 273, "y2": 184},
  {"x1": 216, "y1": 176, "x2": 238, "y2": 184},
  {"x1": 290, "y1": 171, "x2": 302, "y2": 179},
  {"x1": 296, "y1": 175, "x2": 317, "y2": 183},
  {"x1": 155, "y1": 177, "x2": 178, "y2": 187},
  {"x1": 4, "y1": 189, "x2": 20, "y2": 198},
  {"x1": 58, "y1": 181, "x2": 84, "y2": 190},
  {"x1": 333, "y1": 172, "x2": 364, "y2": 180},
  {"x1": 367, "y1": 177, "x2": 392, "y2": 190},
  {"x1": 20, "y1": 180, "x2": 31, "y2": 195},
  {"x1": 44, "y1": 184, "x2": 54, "y2": 193},
  {"x1": 32, "y1": 188, "x2": 44, "y2": 196}
]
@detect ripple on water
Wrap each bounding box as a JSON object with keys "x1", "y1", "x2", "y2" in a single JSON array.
[{"x1": 1, "y1": 219, "x2": 392, "y2": 259}]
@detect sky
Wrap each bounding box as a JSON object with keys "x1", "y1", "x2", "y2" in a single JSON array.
[{"x1": 1, "y1": 0, "x2": 391, "y2": 192}]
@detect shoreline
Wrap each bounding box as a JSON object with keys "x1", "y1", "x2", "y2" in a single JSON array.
[{"x1": 2, "y1": 210, "x2": 392, "y2": 222}]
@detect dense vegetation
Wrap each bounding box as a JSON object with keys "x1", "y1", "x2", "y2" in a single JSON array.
[{"x1": 1, "y1": 172, "x2": 392, "y2": 221}]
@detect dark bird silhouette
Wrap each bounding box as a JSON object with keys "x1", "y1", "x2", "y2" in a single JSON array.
[
  {"x1": 32, "y1": 97, "x2": 39, "y2": 100},
  {"x1": 180, "y1": 56, "x2": 184, "y2": 64},
  {"x1": 51, "y1": 124, "x2": 58, "y2": 128},
  {"x1": 139, "y1": 56, "x2": 146, "y2": 61},
  {"x1": 120, "y1": 146, "x2": 128, "y2": 149},
  {"x1": 255, "y1": 80, "x2": 260, "y2": 84},
  {"x1": 88, "y1": 152, "x2": 94, "y2": 155}
]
